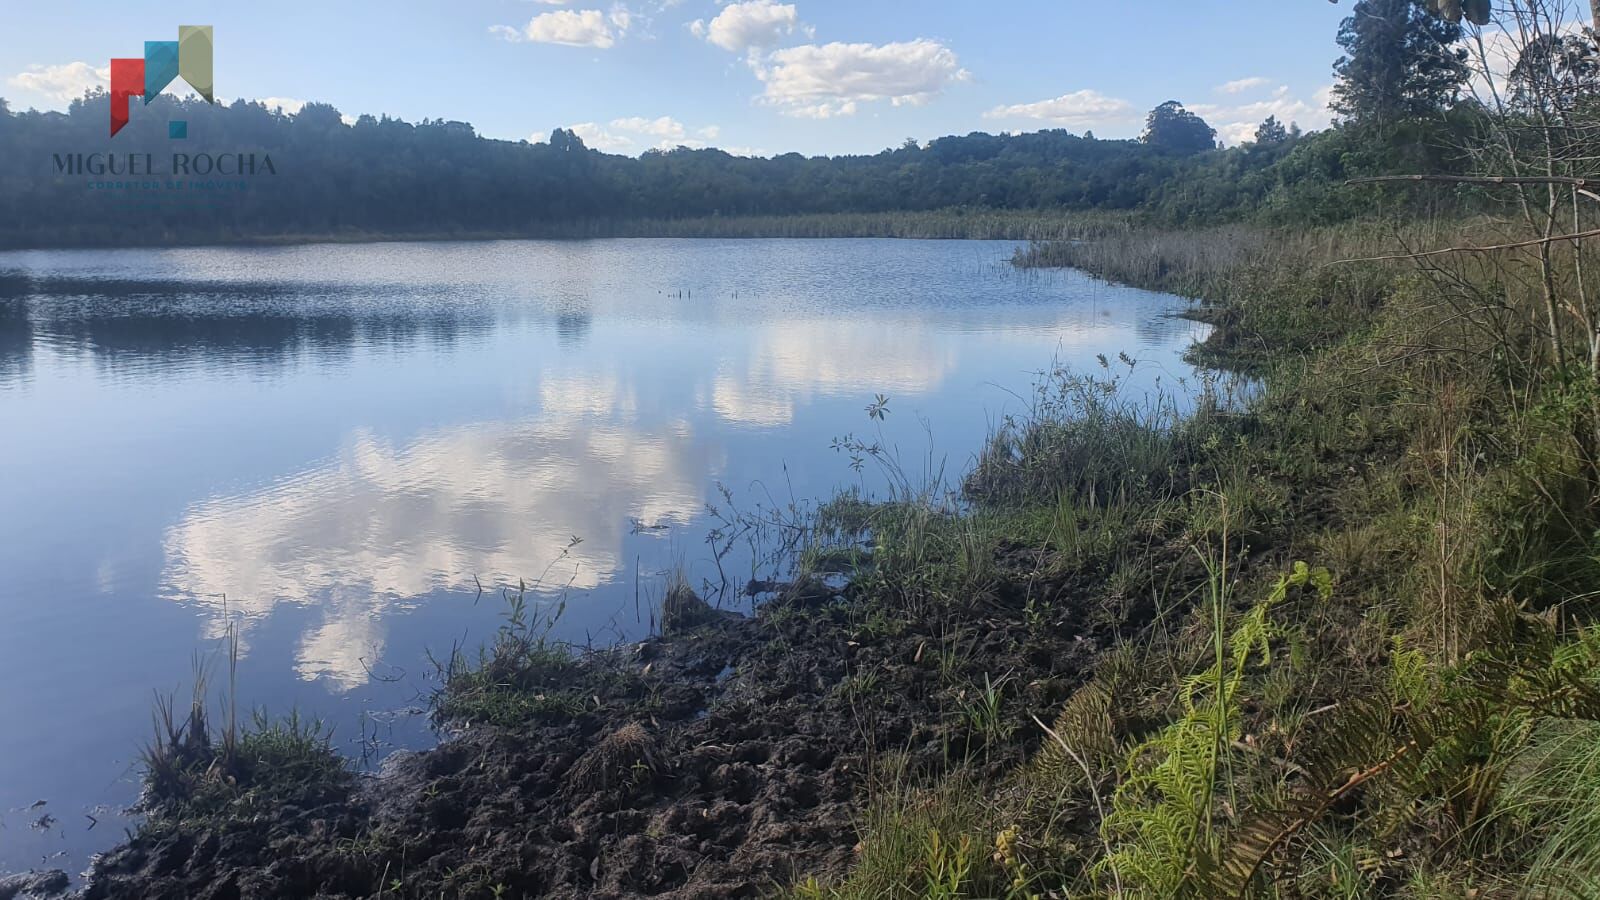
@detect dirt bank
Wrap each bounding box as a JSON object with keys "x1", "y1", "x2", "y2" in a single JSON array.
[{"x1": 74, "y1": 566, "x2": 1119, "y2": 899}]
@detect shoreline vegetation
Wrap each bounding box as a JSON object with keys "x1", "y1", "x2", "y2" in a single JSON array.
[
  {"x1": 53, "y1": 212, "x2": 1600, "y2": 898},
  {"x1": 0, "y1": 209, "x2": 1130, "y2": 251}
]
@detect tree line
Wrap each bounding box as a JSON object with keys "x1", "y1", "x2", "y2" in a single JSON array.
[{"x1": 0, "y1": 0, "x2": 1573, "y2": 246}]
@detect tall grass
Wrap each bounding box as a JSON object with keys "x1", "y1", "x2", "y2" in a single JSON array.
[
  {"x1": 1013, "y1": 225, "x2": 1275, "y2": 297},
  {"x1": 1489, "y1": 629, "x2": 1600, "y2": 896},
  {"x1": 572, "y1": 208, "x2": 1135, "y2": 241},
  {"x1": 160, "y1": 208, "x2": 1139, "y2": 249},
  {"x1": 790, "y1": 770, "x2": 996, "y2": 900},
  {"x1": 140, "y1": 623, "x2": 345, "y2": 819},
  {"x1": 801, "y1": 217, "x2": 1600, "y2": 897},
  {"x1": 434, "y1": 585, "x2": 583, "y2": 727},
  {"x1": 964, "y1": 354, "x2": 1209, "y2": 509}
]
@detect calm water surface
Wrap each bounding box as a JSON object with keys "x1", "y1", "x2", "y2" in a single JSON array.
[{"x1": 0, "y1": 238, "x2": 1204, "y2": 875}]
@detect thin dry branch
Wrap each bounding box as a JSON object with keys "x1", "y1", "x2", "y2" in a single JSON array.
[
  {"x1": 1346, "y1": 175, "x2": 1600, "y2": 205},
  {"x1": 1331, "y1": 227, "x2": 1600, "y2": 264},
  {"x1": 1347, "y1": 174, "x2": 1600, "y2": 189}
]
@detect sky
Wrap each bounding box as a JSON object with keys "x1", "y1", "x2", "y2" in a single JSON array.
[{"x1": 0, "y1": 1, "x2": 1354, "y2": 157}]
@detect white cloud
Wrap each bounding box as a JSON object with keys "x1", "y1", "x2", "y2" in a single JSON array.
[
  {"x1": 984, "y1": 80, "x2": 1333, "y2": 144},
  {"x1": 1189, "y1": 83, "x2": 1334, "y2": 146},
  {"x1": 785, "y1": 101, "x2": 855, "y2": 119},
  {"x1": 984, "y1": 89, "x2": 1134, "y2": 128},
  {"x1": 6, "y1": 61, "x2": 109, "y2": 105},
  {"x1": 567, "y1": 121, "x2": 634, "y2": 151},
  {"x1": 692, "y1": 0, "x2": 806, "y2": 53},
  {"x1": 529, "y1": 9, "x2": 616, "y2": 46},
  {"x1": 540, "y1": 116, "x2": 722, "y2": 153},
  {"x1": 256, "y1": 97, "x2": 307, "y2": 115},
  {"x1": 1314, "y1": 83, "x2": 1335, "y2": 111},
  {"x1": 612, "y1": 115, "x2": 686, "y2": 139},
  {"x1": 493, "y1": 8, "x2": 623, "y2": 48},
  {"x1": 753, "y1": 39, "x2": 968, "y2": 118},
  {"x1": 1217, "y1": 76, "x2": 1270, "y2": 95}
]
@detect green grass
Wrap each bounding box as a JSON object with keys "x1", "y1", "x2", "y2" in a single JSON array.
[
  {"x1": 435, "y1": 678, "x2": 586, "y2": 727},
  {"x1": 798, "y1": 219, "x2": 1600, "y2": 897},
  {"x1": 1488, "y1": 632, "x2": 1600, "y2": 896},
  {"x1": 433, "y1": 587, "x2": 588, "y2": 727},
  {"x1": 786, "y1": 768, "x2": 1004, "y2": 900},
  {"x1": 141, "y1": 697, "x2": 349, "y2": 829},
  {"x1": 138, "y1": 622, "x2": 351, "y2": 826}
]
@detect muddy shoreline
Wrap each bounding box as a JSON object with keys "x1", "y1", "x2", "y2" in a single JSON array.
[{"x1": 19, "y1": 561, "x2": 1126, "y2": 899}]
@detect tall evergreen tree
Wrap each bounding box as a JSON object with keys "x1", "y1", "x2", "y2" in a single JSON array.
[
  {"x1": 1332, "y1": 0, "x2": 1468, "y2": 126},
  {"x1": 1508, "y1": 32, "x2": 1600, "y2": 112},
  {"x1": 1141, "y1": 101, "x2": 1217, "y2": 155},
  {"x1": 1254, "y1": 116, "x2": 1290, "y2": 145}
]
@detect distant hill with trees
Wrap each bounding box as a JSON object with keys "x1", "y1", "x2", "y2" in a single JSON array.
[
  {"x1": 0, "y1": 91, "x2": 1274, "y2": 247},
  {"x1": 0, "y1": 0, "x2": 1531, "y2": 248}
]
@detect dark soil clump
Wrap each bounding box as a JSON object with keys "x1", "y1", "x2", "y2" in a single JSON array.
[
  {"x1": 0, "y1": 870, "x2": 70, "y2": 899},
  {"x1": 81, "y1": 573, "x2": 1109, "y2": 899}
]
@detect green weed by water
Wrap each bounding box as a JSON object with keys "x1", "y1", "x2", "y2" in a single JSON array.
[
  {"x1": 435, "y1": 583, "x2": 582, "y2": 726},
  {"x1": 958, "y1": 673, "x2": 1013, "y2": 749}
]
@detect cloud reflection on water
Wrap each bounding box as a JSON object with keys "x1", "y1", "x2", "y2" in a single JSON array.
[
  {"x1": 155, "y1": 314, "x2": 977, "y2": 689},
  {"x1": 154, "y1": 305, "x2": 1198, "y2": 690},
  {"x1": 162, "y1": 414, "x2": 711, "y2": 689}
]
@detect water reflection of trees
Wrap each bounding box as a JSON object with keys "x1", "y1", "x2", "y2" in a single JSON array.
[
  {"x1": 0, "y1": 273, "x2": 495, "y2": 379},
  {"x1": 555, "y1": 311, "x2": 592, "y2": 346},
  {"x1": 0, "y1": 299, "x2": 33, "y2": 387}
]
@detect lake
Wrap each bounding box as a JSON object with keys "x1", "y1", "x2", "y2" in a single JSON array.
[{"x1": 0, "y1": 238, "x2": 1203, "y2": 877}]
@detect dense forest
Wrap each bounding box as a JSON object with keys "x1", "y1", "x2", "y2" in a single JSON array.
[
  {"x1": 0, "y1": 95, "x2": 1255, "y2": 246},
  {"x1": 0, "y1": 0, "x2": 1567, "y2": 249},
  {"x1": 0, "y1": 24, "x2": 1478, "y2": 250}
]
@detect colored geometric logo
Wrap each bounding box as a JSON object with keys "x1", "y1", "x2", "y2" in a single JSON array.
[{"x1": 109, "y1": 26, "x2": 213, "y2": 137}]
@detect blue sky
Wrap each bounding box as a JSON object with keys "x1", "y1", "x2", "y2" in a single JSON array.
[{"x1": 2, "y1": 1, "x2": 1352, "y2": 156}]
